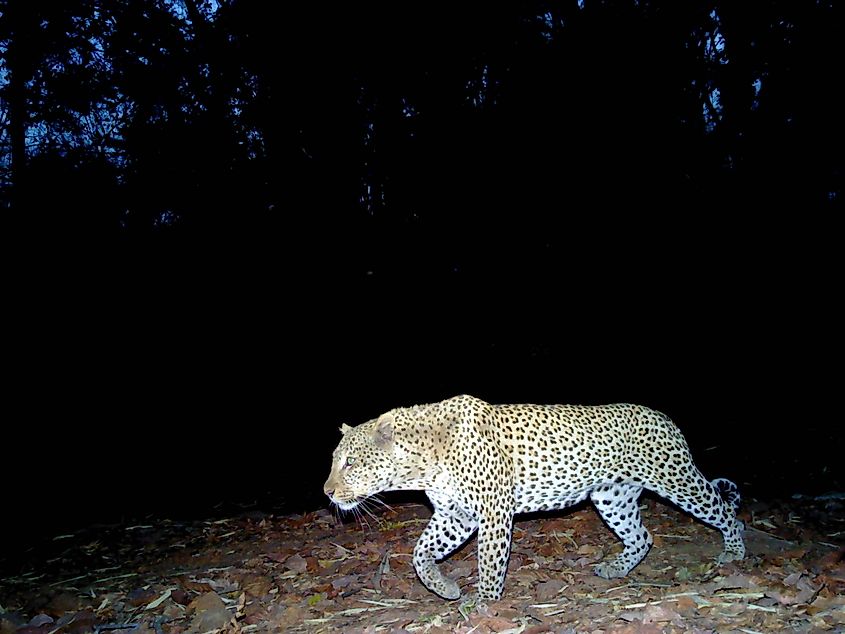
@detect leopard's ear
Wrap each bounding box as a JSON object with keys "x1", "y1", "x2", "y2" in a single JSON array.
[
  {"x1": 340, "y1": 423, "x2": 353, "y2": 435},
  {"x1": 373, "y1": 413, "x2": 394, "y2": 449}
]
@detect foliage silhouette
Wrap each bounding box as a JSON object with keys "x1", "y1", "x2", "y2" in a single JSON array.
[{"x1": 0, "y1": 0, "x2": 839, "y2": 266}]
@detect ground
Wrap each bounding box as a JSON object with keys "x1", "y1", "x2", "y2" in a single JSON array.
[{"x1": 1, "y1": 496, "x2": 844, "y2": 633}]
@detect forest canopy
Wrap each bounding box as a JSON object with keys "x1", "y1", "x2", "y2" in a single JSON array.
[{"x1": 0, "y1": 1, "x2": 841, "y2": 274}]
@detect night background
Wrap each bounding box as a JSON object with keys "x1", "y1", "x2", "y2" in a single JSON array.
[{"x1": 1, "y1": 0, "x2": 842, "y2": 557}]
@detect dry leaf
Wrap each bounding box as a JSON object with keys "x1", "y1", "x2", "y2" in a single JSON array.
[
  {"x1": 284, "y1": 553, "x2": 308, "y2": 573},
  {"x1": 642, "y1": 604, "x2": 679, "y2": 624},
  {"x1": 144, "y1": 589, "x2": 171, "y2": 611},
  {"x1": 187, "y1": 592, "x2": 225, "y2": 614},
  {"x1": 535, "y1": 579, "x2": 566, "y2": 601}
]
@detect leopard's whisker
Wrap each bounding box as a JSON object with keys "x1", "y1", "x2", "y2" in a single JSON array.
[
  {"x1": 370, "y1": 495, "x2": 395, "y2": 512},
  {"x1": 358, "y1": 498, "x2": 385, "y2": 527}
]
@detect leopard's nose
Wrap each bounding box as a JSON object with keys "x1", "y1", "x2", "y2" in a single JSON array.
[{"x1": 324, "y1": 483, "x2": 334, "y2": 497}]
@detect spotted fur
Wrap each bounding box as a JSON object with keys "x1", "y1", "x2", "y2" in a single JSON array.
[{"x1": 323, "y1": 395, "x2": 745, "y2": 601}]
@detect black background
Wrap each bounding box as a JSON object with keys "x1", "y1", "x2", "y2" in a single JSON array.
[
  {"x1": 6, "y1": 257, "x2": 838, "y2": 546},
  {"x1": 2, "y1": 1, "x2": 842, "y2": 556}
]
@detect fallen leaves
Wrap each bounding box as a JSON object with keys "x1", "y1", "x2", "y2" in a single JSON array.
[{"x1": 0, "y1": 498, "x2": 843, "y2": 632}]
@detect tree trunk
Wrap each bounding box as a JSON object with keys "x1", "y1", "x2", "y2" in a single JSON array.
[
  {"x1": 4, "y1": 0, "x2": 29, "y2": 213},
  {"x1": 8, "y1": 70, "x2": 27, "y2": 206}
]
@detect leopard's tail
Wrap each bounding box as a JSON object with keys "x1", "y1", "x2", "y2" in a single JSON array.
[{"x1": 712, "y1": 477, "x2": 741, "y2": 515}]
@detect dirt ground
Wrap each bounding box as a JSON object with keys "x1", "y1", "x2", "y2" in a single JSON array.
[{"x1": 1, "y1": 495, "x2": 844, "y2": 633}]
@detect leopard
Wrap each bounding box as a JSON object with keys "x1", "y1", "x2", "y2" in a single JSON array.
[{"x1": 323, "y1": 394, "x2": 745, "y2": 602}]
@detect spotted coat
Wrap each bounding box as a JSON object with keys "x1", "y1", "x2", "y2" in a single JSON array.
[{"x1": 323, "y1": 394, "x2": 745, "y2": 601}]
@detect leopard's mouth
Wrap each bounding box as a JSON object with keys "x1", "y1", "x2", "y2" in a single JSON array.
[{"x1": 329, "y1": 495, "x2": 362, "y2": 511}]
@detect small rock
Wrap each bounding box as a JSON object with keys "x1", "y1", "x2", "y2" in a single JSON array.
[
  {"x1": 187, "y1": 592, "x2": 226, "y2": 614},
  {"x1": 187, "y1": 607, "x2": 231, "y2": 633},
  {"x1": 28, "y1": 614, "x2": 54, "y2": 627},
  {"x1": 186, "y1": 592, "x2": 230, "y2": 634},
  {"x1": 284, "y1": 553, "x2": 307, "y2": 573}
]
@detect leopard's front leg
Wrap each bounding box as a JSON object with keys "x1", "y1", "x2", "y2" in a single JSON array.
[
  {"x1": 475, "y1": 505, "x2": 514, "y2": 601},
  {"x1": 413, "y1": 492, "x2": 478, "y2": 600}
]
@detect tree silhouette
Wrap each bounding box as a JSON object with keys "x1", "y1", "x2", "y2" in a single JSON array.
[
  {"x1": 1, "y1": 1, "x2": 103, "y2": 213},
  {"x1": 0, "y1": 0, "x2": 840, "y2": 261}
]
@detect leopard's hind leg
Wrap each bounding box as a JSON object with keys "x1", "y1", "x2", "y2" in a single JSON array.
[
  {"x1": 590, "y1": 484, "x2": 653, "y2": 578},
  {"x1": 649, "y1": 470, "x2": 745, "y2": 564}
]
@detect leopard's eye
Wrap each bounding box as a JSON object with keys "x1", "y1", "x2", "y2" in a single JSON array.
[{"x1": 345, "y1": 457, "x2": 355, "y2": 468}]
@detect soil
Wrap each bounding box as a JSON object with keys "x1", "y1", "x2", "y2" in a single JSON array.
[{"x1": 1, "y1": 495, "x2": 844, "y2": 633}]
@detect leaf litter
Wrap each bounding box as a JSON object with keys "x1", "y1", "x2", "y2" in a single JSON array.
[{"x1": 0, "y1": 495, "x2": 843, "y2": 633}]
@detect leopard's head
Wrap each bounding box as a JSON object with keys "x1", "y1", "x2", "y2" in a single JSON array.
[
  {"x1": 324, "y1": 408, "x2": 442, "y2": 511},
  {"x1": 323, "y1": 414, "x2": 401, "y2": 511}
]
